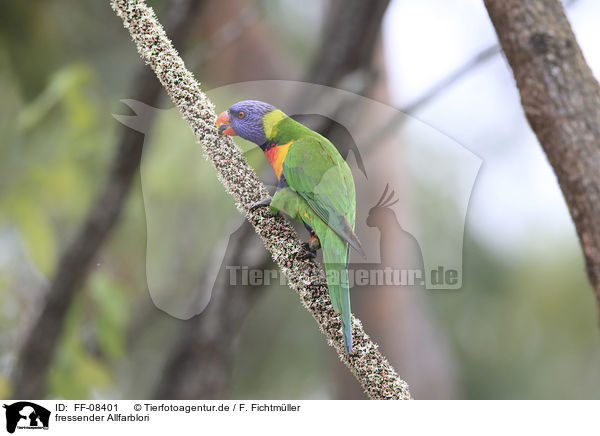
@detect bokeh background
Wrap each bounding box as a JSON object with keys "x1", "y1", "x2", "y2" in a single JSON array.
[{"x1": 1, "y1": 0, "x2": 599, "y2": 399}]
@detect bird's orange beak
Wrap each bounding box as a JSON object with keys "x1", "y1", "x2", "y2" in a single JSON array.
[{"x1": 216, "y1": 111, "x2": 236, "y2": 136}]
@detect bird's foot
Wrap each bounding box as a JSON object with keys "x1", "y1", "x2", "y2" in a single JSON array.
[
  {"x1": 249, "y1": 196, "x2": 272, "y2": 212},
  {"x1": 308, "y1": 233, "x2": 321, "y2": 251},
  {"x1": 298, "y1": 242, "x2": 317, "y2": 260}
]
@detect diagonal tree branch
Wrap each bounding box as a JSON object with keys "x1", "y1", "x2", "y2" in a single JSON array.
[
  {"x1": 360, "y1": 43, "x2": 500, "y2": 155},
  {"x1": 111, "y1": 0, "x2": 411, "y2": 399},
  {"x1": 10, "y1": 0, "x2": 206, "y2": 399},
  {"x1": 484, "y1": 0, "x2": 600, "y2": 311}
]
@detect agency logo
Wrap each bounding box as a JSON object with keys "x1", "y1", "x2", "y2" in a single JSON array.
[{"x1": 2, "y1": 402, "x2": 50, "y2": 434}]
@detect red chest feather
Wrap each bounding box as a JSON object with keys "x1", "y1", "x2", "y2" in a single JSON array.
[{"x1": 264, "y1": 141, "x2": 293, "y2": 179}]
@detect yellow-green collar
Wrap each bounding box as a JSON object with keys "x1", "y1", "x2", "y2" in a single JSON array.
[{"x1": 262, "y1": 109, "x2": 286, "y2": 140}]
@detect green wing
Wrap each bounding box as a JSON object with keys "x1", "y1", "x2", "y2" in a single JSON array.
[{"x1": 282, "y1": 135, "x2": 364, "y2": 255}]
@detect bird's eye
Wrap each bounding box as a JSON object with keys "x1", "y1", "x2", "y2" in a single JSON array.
[{"x1": 238, "y1": 111, "x2": 245, "y2": 119}]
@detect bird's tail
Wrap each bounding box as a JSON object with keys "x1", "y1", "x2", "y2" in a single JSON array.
[{"x1": 323, "y1": 237, "x2": 353, "y2": 354}]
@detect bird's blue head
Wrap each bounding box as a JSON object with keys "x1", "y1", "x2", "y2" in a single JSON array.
[{"x1": 216, "y1": 100, "x2": 276, "y2": 146}]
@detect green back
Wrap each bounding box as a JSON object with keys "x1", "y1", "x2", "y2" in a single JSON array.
[{"x1": 273, "y1": 116, "x2": 362, "y2": 253}]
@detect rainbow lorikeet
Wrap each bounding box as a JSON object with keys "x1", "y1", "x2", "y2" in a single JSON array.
[{"x1": 216, "y1": 100, "x2": 364, "y2": 354}]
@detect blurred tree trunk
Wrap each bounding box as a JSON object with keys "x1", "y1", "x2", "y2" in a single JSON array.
[
  {"x1": 10, "y1": 0, "x2": 206, "y2": 399},
  {"x1": 484, "y1": 0, "x2": 600, "y2": 312},
  {"x1": 307, "y1": 0, "x2": 390, "y2": 86},
  {"x1": 198, "y1": 0, "x2": 296, "y2": 85}
]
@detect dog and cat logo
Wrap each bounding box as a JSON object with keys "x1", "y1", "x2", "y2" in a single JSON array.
[{"x1": 2, "y1": 402, "x2": 50, "y2": 433}]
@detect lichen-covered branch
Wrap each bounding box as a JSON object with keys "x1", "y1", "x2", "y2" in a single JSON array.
[
  {"x1": 484, "y1": 0, "x2": 600, "y2": 313},
  {"x1": 111, "y1": 0, "x2": 411, "y2": 399}
]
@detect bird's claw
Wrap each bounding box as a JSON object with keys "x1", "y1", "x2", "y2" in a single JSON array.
[
  {"x1": 298, "y1": 242, "x2": 317, "y2": 260},
  {"x1": 249, "y1": 196, "x2": 272, "y2": 212}
]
